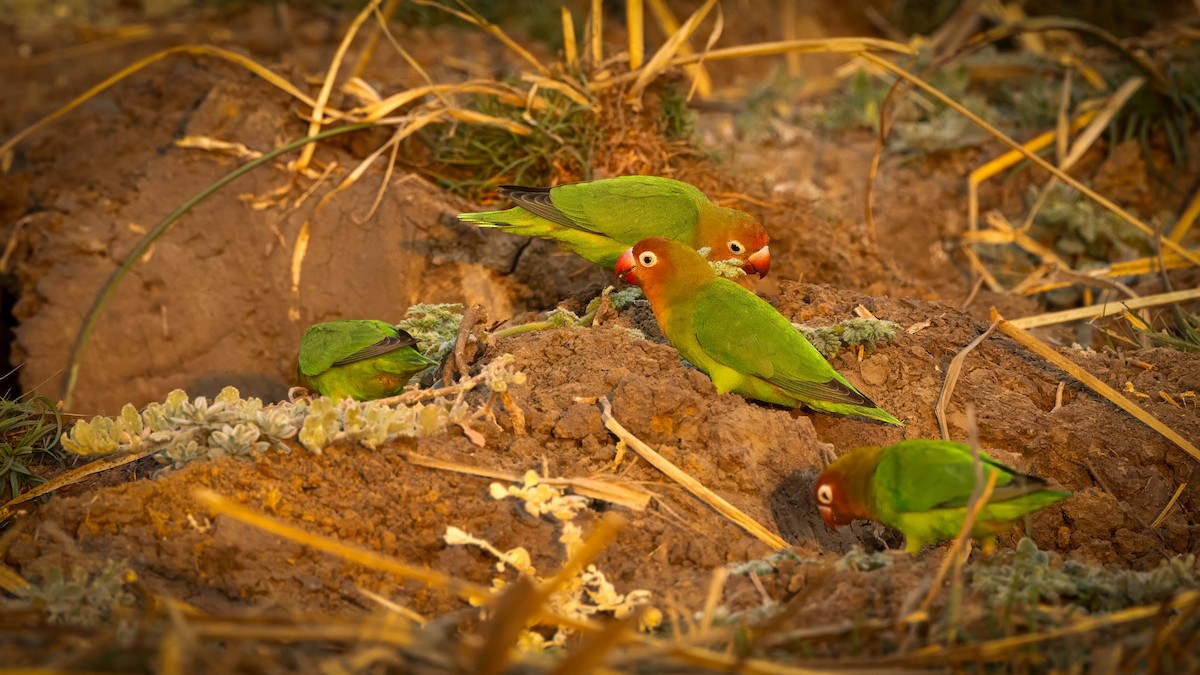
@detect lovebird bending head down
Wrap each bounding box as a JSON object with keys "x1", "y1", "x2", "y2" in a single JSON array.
[
  {"x1": 297, "y1": 320, "x2": 436, "y2": 402},
  {"x1": 615, "y1": 237, "x2": 902, "y2": 425},
  {"x1": 814, "y1": 440, "x2": 1072, "y2": 554},
  {"x1": 457, "y1": 175, "x2": 770, "y2": 281}
]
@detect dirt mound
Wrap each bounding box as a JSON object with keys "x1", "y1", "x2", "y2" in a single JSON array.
[{"x1": 7, "y1": 287, "x2": 1196, "y2": 628}]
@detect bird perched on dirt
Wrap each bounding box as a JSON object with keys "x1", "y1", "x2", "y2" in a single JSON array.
[
  {"x1": 297, "y1": 320, "x2": 435, "y2": 402},
  {"x1": 814, "y1": 440, "x2": 1071, "y2": 554},
  {"x1": 458, "y1": 175, "x2": 770, "y2": 280},
  {"x1": 614, "y1": 237, "x2": 901, "y2": 425}
]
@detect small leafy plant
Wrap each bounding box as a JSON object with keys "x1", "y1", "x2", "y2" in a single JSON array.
[
  {"x1": 794, "y1": 318, "x2": 900, "y2": 359},
  {"x1": 0, "y1": 394, "x2": 63, "y2": 501}
]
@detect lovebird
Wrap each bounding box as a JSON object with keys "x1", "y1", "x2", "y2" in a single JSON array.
[
  {"x1": 814, "y1": 440, "x2": 1072, "y2": 554},
  {"x1": 458, "y1": 176, "x2": 770, "y2": 278},
  {"x1": 297, "y1": 320, "x2": 436, "y2": 402},
  {"x1": 614, "y1": 237, "x2": 901, "y2": 425}
]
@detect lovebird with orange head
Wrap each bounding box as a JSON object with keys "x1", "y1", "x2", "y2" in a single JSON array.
[
  {"x1": 814, "y1": 440, "x2": 1071, "y2": 554},
  {"x1": 614, "y1": 237, "x2": 901, "y2": 425},
  {"x1": 458, "y1": 176, "x2": 770, "y2": 280}
]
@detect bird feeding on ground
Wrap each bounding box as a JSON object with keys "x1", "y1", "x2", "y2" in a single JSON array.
[
  {"x1": 814, "y1": 440, "x2": 1071, "y2": 554},
  {"x1": 297, "y1": 320, "x2": 436, "y2": 402}
]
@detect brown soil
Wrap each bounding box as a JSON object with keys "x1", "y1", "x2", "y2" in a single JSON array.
[{"x1": 2, "y1": 1, "x2": 1199, "y2": 670}]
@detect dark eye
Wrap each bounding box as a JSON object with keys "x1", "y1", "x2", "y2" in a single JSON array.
[
  {"x1": 640, "y1": 252, "x2": 658, "y2": 267},
  {"x1": 817, "y1": 484, "x2": 833, "y2": 505},
  {"x1": 728, "y1": 241, "x2": 744, "y2": 254}
]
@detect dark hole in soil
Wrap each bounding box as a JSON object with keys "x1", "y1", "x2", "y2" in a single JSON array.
[{"x1": 0, "y1": 274, "x2": 20, "y2": 399}]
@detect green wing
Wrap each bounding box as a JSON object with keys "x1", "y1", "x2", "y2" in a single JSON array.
[
  {"x1": 298, "y1": 320, "x2": 416, "y2": 376},
  {"x1": 501, "y1": 176, "x2": 705, "y2": 243},
  {"x1": 691, "y1": 281, "x2": 869, "y2": 406},
  {"x1": 872, "y1": 440, "x2": 1045, "y2": 514}
]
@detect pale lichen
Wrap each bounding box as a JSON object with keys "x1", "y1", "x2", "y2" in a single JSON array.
[
  {"x1": 8, "y1": 560, "x2": 136, "y2": 632},
  {"x1": 60, "y1": 354, "x2": 527, "y2": 467},
  {"x1": 395, "y1": 302, "x2": 464, "y2": 358},
  {"x1": 446, "y1": 471, "x2": 662, "y2": 651},
  {"x1": 696, "y1": 247, "x2": 748, "y2": 280},
  {"x1": 793, "y1": 318, "x2": 900, "y2": 359},
  {"x1": 971, "y1": 537, "x2": 1200, "y2": 614}
]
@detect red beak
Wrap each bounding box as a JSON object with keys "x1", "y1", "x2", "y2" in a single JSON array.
[
  {"x1": 615, "y1": 248, "x2": 638, "y2": 285},
  {"x1": 817, "y1": 506, "x2": 838, "y2": 529},
  {"x1": 743, "y1": 245, "x2": 770, "y2": 277},
  {"x1": 818, "y1": 505, "x2": 854, "y2": 529}
]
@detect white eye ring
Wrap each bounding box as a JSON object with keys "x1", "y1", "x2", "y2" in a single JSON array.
[
  {"x1": 817, "y1": 484, "x2": 833, "y2": 505},
  {"x1": 728, "y1": 240, "x2": 744, "y2": 254},
  {"x1": 639, "y1": 251, "x2": 658, "y2": 267}
]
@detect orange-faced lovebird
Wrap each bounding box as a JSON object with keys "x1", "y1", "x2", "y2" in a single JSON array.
[
  {"x1": 458, "y1": 175, "x2": 770, "y2": 278},
  {"x1": 614, "y1": 237, "x2": 901, "y2": 425},
  {"x1": 815, "y1": 440, "x2": 1071, "y2": 554}
]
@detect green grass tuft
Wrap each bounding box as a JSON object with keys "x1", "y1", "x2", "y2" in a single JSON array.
[{"x1": 0, "y1": 393, "x2": 63, "y2": 502}]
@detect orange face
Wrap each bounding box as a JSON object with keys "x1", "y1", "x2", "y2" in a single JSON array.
[
  {"x1": 614, "y1": 237, "x2": 685, "y2": 288},
  {"x1": 702, "y1": 219, "x2": 770, "y2": 277},
  {"x1": 813, "y1": 470, "x2": 857, "y2": 529}
]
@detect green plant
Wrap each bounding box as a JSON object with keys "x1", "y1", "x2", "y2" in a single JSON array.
[
  {"x1": 1138, "y1": 306, "x2": 1200, "y2": 352},
  {"x1": 793, "y1": 318, "x2": 900, "y2": 360},
  {"x1": 422, "y1": 89, "x2": 600, "y2": 202},
  {"x1": 972, "y1": 537, "x2": 1200, "y2": 616},
  {"x1": 0, "y1": 394, "x2": 63, "y2": 501},
  {"x1": 395, "y1": 302, "x2": 464, "y2": 359},
  {"x1": 9, "y1": 560, "x2": 136, "y2": 630},
  {"x1": 60, "y1": 354, "x2": 527, "y2": 466},
  {"x1": 658, "y1": 80, "x2": 697, "y2": 142}
]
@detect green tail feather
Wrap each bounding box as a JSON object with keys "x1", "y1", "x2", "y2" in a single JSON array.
[
  {"x1": 805, "y1": 400, "x2": 904, "y2": 426},
  {"x1": 980, "y1": 490, "x2": 1072, "y2": 522},
  {"x1": 457, "y1": 207, "x2": 543, "y2": 229}
]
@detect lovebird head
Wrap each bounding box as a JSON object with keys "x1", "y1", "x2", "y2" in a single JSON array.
[
  {"x1": 814, "y1": 446, "x2": 882, "y2": 529},
  {"x1": 615, "y1": 238, "x2": 718, "y2": 297},
  {"x1": 698, "y1": 210, "x2": 770, "y2": 277}
]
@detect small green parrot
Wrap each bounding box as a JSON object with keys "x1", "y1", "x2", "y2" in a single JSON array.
[
  {"x1": 614, "y1": 237, "x2": 901, "y2": 425},
  {"x1": 457, "y1": 175, "x2": 771, "y2": 278},
  {"x1": 296, "y1": 320, "x2": 436, "y2": 402},
  {"x1": 814, "y1": 440, "x2": 1072, "y2": 554}
]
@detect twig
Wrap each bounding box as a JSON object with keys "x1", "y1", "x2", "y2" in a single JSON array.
[
  {"x1": 455, "y1": 305, "x2": 483, "y2": 382},
  {"x1": 195, "y1": 488, "x2": 494, "y2": 606},
  {"x1": 594, "y1": 397, "x2": 788, "y2": 551},
  {"x1": 0, "y1": 442, "x2": 170, "y2": 522},
  {"x1": 884, "y1": 590, "x2": 1200, "y2": 667},
  {"x1": 935, "y1": 321, "x2": 998, "y2": 440},
  {"x1": 403, "y1": 452, "x2": 651, "y2": 511},
  {"x1": 294, "y1": 0, "x2": 382, "y2": 174},
  {"x1": 1008, "y1": 289, "x2": 1200, "y2": 330},
  {"x1": 488, "y1": 306, "x2": 599, "y2": 342},
  {"x1": 907, "y1": 472, "x2": 998, "y2": 625},
  {"x1": 373, "y1": 367, "x2": 494, "y2": 407},
  {"x1": 1150, "y1": 482, "x2": 1187, "y2": 528}
]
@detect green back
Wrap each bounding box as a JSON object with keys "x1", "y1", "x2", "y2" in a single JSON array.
[
  {"x1": 870, "y1": 440, "x2": 1042, "y2": 515},
  {"x1": 298, "y1": 320, "x2": 414, "y2": 377},
  {"x1": 545, "y1": 176, "x2": 706, "y2": 242},
  {"x1": 690, "y1": 280, "x2": 869, "y2": 406}
]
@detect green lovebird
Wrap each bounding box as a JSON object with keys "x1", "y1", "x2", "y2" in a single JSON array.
[
  {"x1": 457, "y1": 175, "x2": 771, "y2": 278},
  {"x1": 614, "y1": 237, "x2": 901, "y2": 425},
  {"x1": 814, "y1": 440, "x2": 1072, "y2": 554},
  {"x1": 296, "y1": 320, "x2": 436, "y2": 402}
]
